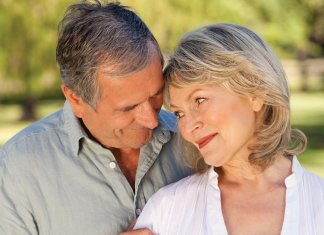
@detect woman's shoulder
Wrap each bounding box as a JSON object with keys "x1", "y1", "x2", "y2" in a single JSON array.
[
  {"x1": 293, "y1": 158, "x2": 324, "y2": 202},
  {"x1": 300, "y1": 167, "x2": 324, "y2": 189},
  {"x1": 163, "y1": 171, "x2": 209, "y2": 192},
  {"x1": 134, "y1": 171, "x2": 211, "y2": 232},
  {"x1": 293, "y1": 157, "x2": 324, "y2": 187},
  {"x1": 150, "y1": 171, "x2": 210, "y2": 205}
]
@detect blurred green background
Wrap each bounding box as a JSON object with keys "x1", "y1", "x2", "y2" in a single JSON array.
[{"x1": 0, "y1": 0, "x2": 323, "y2": 176}]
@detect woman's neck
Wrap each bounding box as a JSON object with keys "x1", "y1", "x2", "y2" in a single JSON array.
[{"x1": 218, "y1": 156, "x2": 292, "y2": 191}]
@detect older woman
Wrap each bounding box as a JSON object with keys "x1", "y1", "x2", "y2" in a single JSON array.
[{"x1": 133, "y1": 23, "x2": 324, "y2": 234}]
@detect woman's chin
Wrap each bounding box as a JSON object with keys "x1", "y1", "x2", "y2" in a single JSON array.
[{"x1": 202, "y1": 154, "x2": 224, "y2": 168}]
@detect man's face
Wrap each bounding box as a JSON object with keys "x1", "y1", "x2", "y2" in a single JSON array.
[{"x1": 70, "y1": 54, "x2": 164, "y2": 149}]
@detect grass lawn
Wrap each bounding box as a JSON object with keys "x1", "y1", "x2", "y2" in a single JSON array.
[
  {"x1": 0, "y1": 100, "x2": 64, "y2": 146},
  {"x1": 1, "y1": 92, "x2": 324, "y2": 177},
  {"x1": 290, "y1": 92, "x2": 324, "y2": 177}
]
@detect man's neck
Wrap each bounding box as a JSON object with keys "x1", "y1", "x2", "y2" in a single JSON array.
[{"x1": 110, "y1": 148, "x2": 140, "y2": 191}]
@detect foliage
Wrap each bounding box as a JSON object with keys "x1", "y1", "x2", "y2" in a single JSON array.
[
  {"x1": 123, "y1": 0, "x2": 323, "y2": 57},
  {"x1": 0, "y1": 0, "x2": 323, "y2": 119},
  {"x1": 0, "y1": 0, "x2": 63, "y2": 90},
  {"x1": 290, "y1": 92, "x2": 324, "y2": 177},
  {"x1": 0, "y1": 0, "x2": 72, "y2": 119}
]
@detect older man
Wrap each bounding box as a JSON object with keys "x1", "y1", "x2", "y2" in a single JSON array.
[{"x1": 0, "y1": 1, "x2": 193, "y2": 234}]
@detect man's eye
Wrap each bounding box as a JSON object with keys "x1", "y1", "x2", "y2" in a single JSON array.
[
  {"x1": 122, "y1": 105, "x2": 137, "y2": 112},
  {"x1": 174, "y1": 111, "x2": 184, "y2": 120},
  {"x1": 153, "y1": 89, "x2": 163, "y2": 97},
  {"x1": 196, "y1": 98, "x2": 206, "y2": 105}
]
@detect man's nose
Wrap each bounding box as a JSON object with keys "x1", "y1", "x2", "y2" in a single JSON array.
[{"x1": 135, "y1": 101, "x2": 159, "y2": 129}]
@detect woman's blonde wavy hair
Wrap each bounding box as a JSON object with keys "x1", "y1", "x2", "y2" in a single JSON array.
[{"x1": 164, "y1": 23, "x2": 307, "y2": 172}]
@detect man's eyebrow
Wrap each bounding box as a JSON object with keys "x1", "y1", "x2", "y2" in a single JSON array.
[
  {"x1": 114, "y1": 86, "x2": 165, "y2": 112},
  {"x1": 114, "y1": 103, "x2": 138, "y2": 112}
]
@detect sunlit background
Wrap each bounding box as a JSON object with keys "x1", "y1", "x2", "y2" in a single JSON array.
[{"x1": 0, "y1": 0, "x2": 323, "y2": 176}]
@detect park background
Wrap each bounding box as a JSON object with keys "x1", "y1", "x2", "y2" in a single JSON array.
[{"x1": 0, "y1": 0, "x2": 323, "y2": 176}]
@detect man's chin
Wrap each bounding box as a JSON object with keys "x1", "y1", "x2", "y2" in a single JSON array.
[
  {"x1": 139, "y1": 130, "x2": 153, "y2": 146},
  {"x1": 132, "y1": 130, "x2": 153, "y2": 147}
]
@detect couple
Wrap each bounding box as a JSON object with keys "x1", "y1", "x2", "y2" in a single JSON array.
[{"x1": 0, "y1": 1, "x2": 323, "y2": 235}]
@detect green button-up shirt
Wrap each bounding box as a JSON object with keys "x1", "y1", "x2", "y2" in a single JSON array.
[{"x1": 0, "y1": 102, "x2": 194, "y2": 235}]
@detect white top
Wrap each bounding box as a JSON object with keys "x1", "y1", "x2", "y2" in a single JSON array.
[{"x1": 134, "y1": 157, "x2": 324, "y2": 235}]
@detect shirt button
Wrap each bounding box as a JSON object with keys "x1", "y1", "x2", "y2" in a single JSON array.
[
  {"x1": 135, "y1": 208, "x2": 141, "y2": 216},
  {"x1": 109, "y1": 162, "x2": 116, "y2": 169}
]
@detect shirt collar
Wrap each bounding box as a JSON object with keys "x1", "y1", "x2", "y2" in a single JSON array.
[
  {"x1": 284, "y1": 156, "x2": 303, "y2": 187},
  {"x1": 148, "y1": 109, "x2": 177, "y2": 146},
  {"x1": 207, "y1": 167, "x2": 219, "y2": 189},
  {"x1": 63, "y1": 101, "x2": 87, "y2": 156}
]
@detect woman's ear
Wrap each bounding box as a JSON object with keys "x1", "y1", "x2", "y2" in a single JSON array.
[
  {"x1": 61, "y1": 84, "x2": 85, "y2": 118},
  {"x1": 250, "y1": 96, "x2": 264, "y2": 112}
]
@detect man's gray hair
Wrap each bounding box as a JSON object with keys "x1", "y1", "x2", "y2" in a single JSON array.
[{"x1": 56, "y1": 0, "x2": 163, "y2": 108}]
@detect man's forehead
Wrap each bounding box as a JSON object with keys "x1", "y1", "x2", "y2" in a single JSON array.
[{"x1": 96, "y1": 72, "x2": 163, "y2": 108}]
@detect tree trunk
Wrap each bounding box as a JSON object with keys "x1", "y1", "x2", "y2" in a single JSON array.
[
  {"x1": 19, "y1": 97, "x2": 37, "y2": 121},
  {"x1": 298, "y1": 48, "x2": 309, "y2": 92}
]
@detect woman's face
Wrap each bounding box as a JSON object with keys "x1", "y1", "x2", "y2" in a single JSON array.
[{"x1": 169, "y1": 84, "x2": 263, "y2": 167}]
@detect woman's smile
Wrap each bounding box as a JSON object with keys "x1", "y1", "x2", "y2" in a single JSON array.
[{"x1": 196, "y1": 133, "x2": 218, "y2": 149}]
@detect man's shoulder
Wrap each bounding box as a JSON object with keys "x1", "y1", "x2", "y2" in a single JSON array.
[
  {"x1": 0, "y1": 108, "x2": 73, "y2": 182},
  {"x1": 2, "y1": 109, "x2": 65, "y2": 158},
  {"x1": 158, "y1": 109, "x2": 177, "y2": 132}
]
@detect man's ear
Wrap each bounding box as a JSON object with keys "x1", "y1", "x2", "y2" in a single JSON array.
[
  {"x1": 250, "y1": 96, "x2": 264, "y2": 112},
  {"x1": 61, "y1": 84, "x2": 84, "y2": 118}
]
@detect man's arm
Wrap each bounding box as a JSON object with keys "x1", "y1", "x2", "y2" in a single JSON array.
[
  {"x1": 0, "y1": 150, "x2": 37, "y2": 235},
  {"x1": 118, "y1": 219, "x2": 155, "y2": 235}
]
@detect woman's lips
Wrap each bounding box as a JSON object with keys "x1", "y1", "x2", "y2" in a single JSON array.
[{"x1": 196, "y1": 133, "x2": 217, "y2": 149}]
